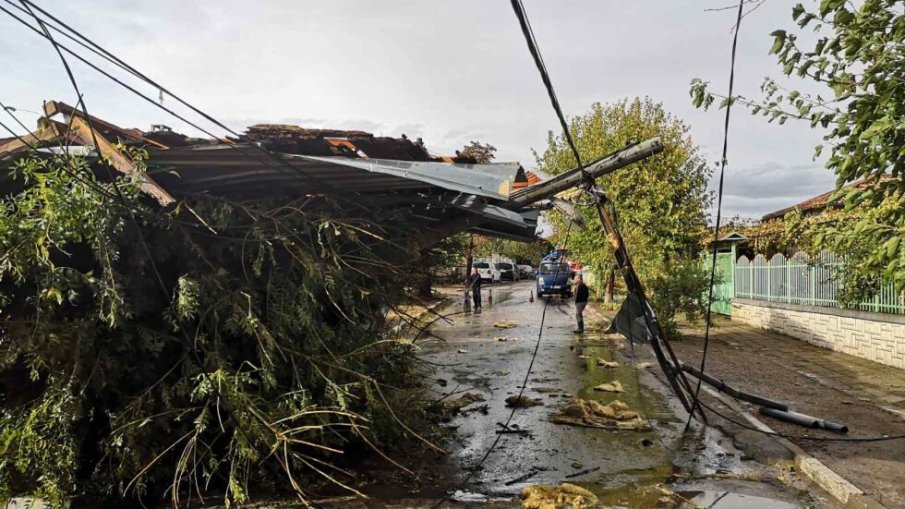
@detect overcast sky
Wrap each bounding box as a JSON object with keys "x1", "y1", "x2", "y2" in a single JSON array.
[{"x1": 0, "y1": 0, "x2": 838, "y2": 220}]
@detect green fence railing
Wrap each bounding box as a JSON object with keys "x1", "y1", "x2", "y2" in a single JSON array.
[{"x1": 734, "y1": 251, "x2": 905, "y2": 315}]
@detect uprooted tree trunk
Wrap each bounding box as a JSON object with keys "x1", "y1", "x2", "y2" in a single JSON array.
[{"x1": 0, "y1": 155, "x2": 443, "y2": 508}]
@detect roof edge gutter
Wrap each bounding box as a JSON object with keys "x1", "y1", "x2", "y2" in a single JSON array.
[{"x1": 505, "y1": 137, "x2": 663, "y2": 209}]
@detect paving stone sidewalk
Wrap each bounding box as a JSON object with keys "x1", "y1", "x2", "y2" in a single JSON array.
[{"x1": 667, "y1": 316, "x2": 905, "y2": 509}]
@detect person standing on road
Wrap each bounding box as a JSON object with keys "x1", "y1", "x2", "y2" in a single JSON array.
[
  {"x1": 468, "y1": 268, "x2": 482, "y2": 312},
  {"x1": 573, "y1": 273, "x2": 589, "y2": 333}
]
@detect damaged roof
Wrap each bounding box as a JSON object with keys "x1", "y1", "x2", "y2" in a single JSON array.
[{"x1": 0, "y1": 100, "x2": 546, "y2": 243}]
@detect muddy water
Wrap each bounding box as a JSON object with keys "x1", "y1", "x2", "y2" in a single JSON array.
[{"x1": 404, "y1": 281, "x2": 827, "y2": 508}]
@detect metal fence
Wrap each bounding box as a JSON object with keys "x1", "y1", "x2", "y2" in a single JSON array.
[{"x1": 734, "y1": 251, "x2": 905, "y2": 315}]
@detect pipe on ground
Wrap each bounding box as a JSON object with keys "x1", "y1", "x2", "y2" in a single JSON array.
[
  {"x1": 759, "y1": 407, "x2": 849, "y2": 434},
  {"x1": 678, "y1": 361, "x2": 789, "y2": 411}
]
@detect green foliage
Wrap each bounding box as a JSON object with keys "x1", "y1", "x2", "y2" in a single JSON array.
[
  {"x1": 0, "y1": 154, "x2": 433, "y2": 506},
  {"x1": 472, "y1": 235, "x2": 553, "y2": 265},
  {"x1": 458, "y1": 141, "x2": 497, "y2": 164},
  {"x1": 691, "y1": 0, "x2": 905, "y2": 295},
  {"x1": 536, "y1": 97, "x2": 712, "y2": 293},
  {"x1": 647, "y1": 258, "x2": 719, "y2": 338}
]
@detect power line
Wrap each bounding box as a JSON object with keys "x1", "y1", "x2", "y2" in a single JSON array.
[
  {"x1": 14, "y1": 3, "x2": 339, "y2": 501},
  {"x1": 431, "y1": 2, "x2": 591, "y2": 505},
  {"x1": 0, "y1": 0, "x2": 364, "y2": 209},
  {"x1": 509, "y1": 0, "x2": 588, "y2": 182},
  {"x1": 685, "y1": 0, "x2": 744, "y2": 432}
]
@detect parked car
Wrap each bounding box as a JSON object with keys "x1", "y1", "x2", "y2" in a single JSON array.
[
  {"x1": 536, "y1": 261, "x2": 572, "y2": 298},
  {"x1": 473, "y1": 262, "x2": 499, "y2": 283},
  {"x1": 495, "y1": 262, "x2": 518, "y2": 281},
  {"x1": 518, "y1": 264, "x2": 535, "y2": 278}
]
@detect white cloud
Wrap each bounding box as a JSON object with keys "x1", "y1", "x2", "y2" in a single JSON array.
[{"x1": 0, "y1": 0, "x2": 838, "y2": 217}]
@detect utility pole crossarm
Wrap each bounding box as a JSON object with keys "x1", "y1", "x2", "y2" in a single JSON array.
[{"x1": 504, "y1": 137, "x2": 663, "y2": 209}]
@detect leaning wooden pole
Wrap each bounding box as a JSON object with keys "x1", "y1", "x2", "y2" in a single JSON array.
[
  {"x1": 504, "y1": 138, "x2": 663, "y2": 209},
  {"x1": 590, "y1": 188, "x2": 705, "y2": 421}
]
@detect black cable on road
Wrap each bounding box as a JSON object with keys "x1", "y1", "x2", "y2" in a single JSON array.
[
  {"x1": 684, "y1": 0, "x2": 744, "y2": 432},
  {"x1": 430, "y1": 2, "x2": 591, "y2": 506}
]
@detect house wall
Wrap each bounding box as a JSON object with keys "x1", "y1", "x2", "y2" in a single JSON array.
[{"x1": 732, "y1": 298, "x2": 905, "y2": 369}]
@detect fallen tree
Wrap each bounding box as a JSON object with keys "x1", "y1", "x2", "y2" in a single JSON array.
[{"x1": 0, "y1": 153, "x2": 443, "y2": 507}]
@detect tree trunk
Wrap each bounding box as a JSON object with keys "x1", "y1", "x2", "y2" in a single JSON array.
[
  {"x1": 418, "y1": 274, "x2": 433, "y2": 299},
  {"x1": 604, "y1": 268, "x2": 616, "y2": 304}
]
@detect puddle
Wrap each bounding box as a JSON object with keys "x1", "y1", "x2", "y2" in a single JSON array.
[{"x1": 402, "y1": 285, "x2": 818, "y2": 509}]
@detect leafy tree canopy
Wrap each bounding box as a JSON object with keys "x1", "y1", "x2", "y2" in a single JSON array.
[
  {"x1": 536, "y1": 98, "x2": 712, "y2": 284},
  {"x1": 472, "y1": 235, "x2": 553, "y2": 265},
  {"x1": 691, "y1": 0, "x2": 904, "y2": 293},
  {"x1": 458, "y1": 141, "x2": 497, "y2": 164},
  {"x1": 0, "y1": 153, "x2": 436, "y2": 507}
]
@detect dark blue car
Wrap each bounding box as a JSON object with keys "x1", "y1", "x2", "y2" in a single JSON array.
[{"x1": 536, "y1": 261, "x2": 572, "y2": 298}]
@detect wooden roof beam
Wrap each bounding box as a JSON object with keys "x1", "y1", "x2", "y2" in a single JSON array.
[
  {"x1": 68, "y1": 115, "x2": 175, "y2": 205},
  {"x1": 44, "y1": 100, "x2": 168, "y2": 149}
]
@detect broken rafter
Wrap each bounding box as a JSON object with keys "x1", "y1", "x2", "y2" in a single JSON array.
[
  {"x1": 0, "y1": 117, "x2": 73, "y2": 156},
  {"x1": 44, "y1": 100, "x2": 168, "y2": 149},
  {"x1": 67, "y1": 115, "x2": 175, "y2": 205}
]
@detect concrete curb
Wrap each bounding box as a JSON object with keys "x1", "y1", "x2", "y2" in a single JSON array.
[{"x1": 699, "y1": 385, "x2": 889, "y2": 509}]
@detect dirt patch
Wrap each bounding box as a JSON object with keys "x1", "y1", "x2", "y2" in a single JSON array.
[
  {"x1": 596, "y1": 358, "x2": 619, "y2": 368},
  {"x1": 521, "y1": 483, "x2": 598, "y2": 508},
  {"x1": 493, "y1": 320, "x2": 518, "y2": 329},
  {"x1": 592, "y1": 380, "x2": 624, "y2": 393},
  {"x1": 438, "y1": 393, "x2": 485, "y2": 414},
  {"x1": 506, "y1": 395, "x2": 544, "y2": 408},
  {"x1": 494, "y1": 335, "x2": 518, "y2": 341},
  {"x1": 551, "y1": 399, "x2": 651, "y2": 431}
]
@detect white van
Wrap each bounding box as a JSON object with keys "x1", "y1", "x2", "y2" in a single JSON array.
[{"x1": 472, "y1": 261, "x2": 499, "y2": 283}]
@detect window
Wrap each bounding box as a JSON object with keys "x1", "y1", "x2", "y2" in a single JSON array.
[{"x1": 539, "y1": 262, "x2": 569, "y2": 274}]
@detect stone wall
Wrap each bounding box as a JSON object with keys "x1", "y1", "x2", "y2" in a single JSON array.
[{"x1": 731, "y1": 298, "x2": 905, "y2": 369}]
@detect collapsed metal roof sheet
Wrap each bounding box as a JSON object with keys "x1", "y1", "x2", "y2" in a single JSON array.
[
  {"x1": 2, "y1": 100, "x2": 550, "y2": 244},
  {"x1": 294, "y1": 156, "x2": 518, "y2": 200},
  {"x1": 145, "y1": 146, "x2": 521, "y2": 200}
]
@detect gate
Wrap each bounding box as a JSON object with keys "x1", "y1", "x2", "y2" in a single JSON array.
[{"x1": 707, "y1": 251, "x2": 734, "y2": 315}]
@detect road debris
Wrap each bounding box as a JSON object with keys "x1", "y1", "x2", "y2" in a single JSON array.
[
  {"x1": 506, "y1": 395, "x2": 544, "y2": 407},
  {"x1": 439, "y1": 393, "x2": 486, "y2": 414},
  {"x1": 565, "y1": 466, "x2": 601, "y2": 479},
  {"x1": 493, "y1": 320, "x2": 518, "y2": 329},
  {"x1": 521, "y1": 483, "x2": 598, "y2": 509},
  {"x1": 494, "y1": 335, "x2": 518, "y2": 341},
  {"x1": 596, "y1": 358, "x2": 619, "y2": 368},
  {"x1": 496, "y1": 422, "x2": 532, "y2": 435},
  {"x1": 636, "y1": 362, "x2": 652, "y2": 369},
  {"x1": 505, "y1": 469, "x2": 540, "y2": 486},
  {"x1": 592, "y1": 380, "x2": 624, "y2": 393},
  {"x1": 551, "y1": 399, "x2": 651, "y2": 431},
  {"x1": 457, "y1": 349, "x2": 469, "y2": 354}
]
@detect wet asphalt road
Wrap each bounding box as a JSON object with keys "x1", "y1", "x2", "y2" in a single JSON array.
[{"x1": 415, "y1": 281, "x2": 834, "y2": 508}]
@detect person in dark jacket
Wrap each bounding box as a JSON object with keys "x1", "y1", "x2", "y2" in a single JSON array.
[
  {"x1": 573, "y1": 273, "x2": 589, "y2": 332},
  {"x1": 468, "y1": 268, "x2": 482, "y2": 312}
]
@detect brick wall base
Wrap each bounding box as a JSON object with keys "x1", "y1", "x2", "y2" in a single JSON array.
[{"x1": 731, "y1": 299, "x2": 905, "y2": 369}]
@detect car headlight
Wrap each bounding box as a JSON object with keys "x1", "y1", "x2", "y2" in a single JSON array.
[{"x1": 537, "y1": 277, "x2": 544, "y2": 285}]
